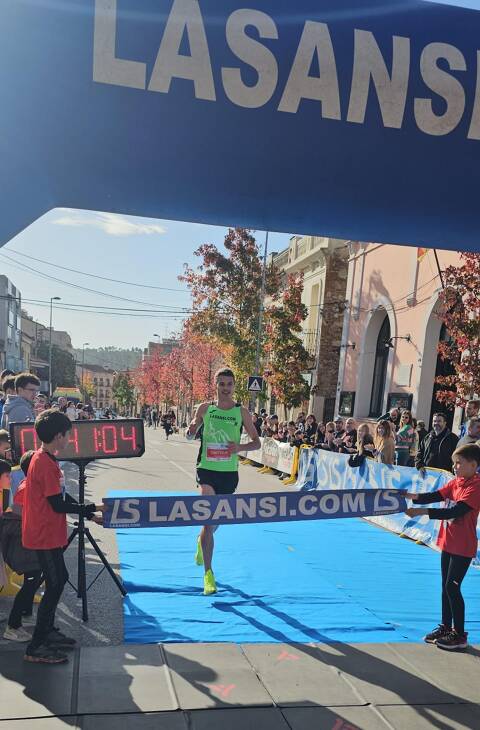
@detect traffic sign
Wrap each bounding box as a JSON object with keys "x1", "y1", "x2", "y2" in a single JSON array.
[{"x1": 248, "y1": 376, "x2": 264, "y2": 393}]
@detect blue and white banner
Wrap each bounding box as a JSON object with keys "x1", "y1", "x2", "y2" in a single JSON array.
[
  {"x1": 295, "y1": 448, "x2": 480, "y2": 566},
  {"x1": 2, "y1": 1, "x2": 480, "y2": 252},
  {"x1": 102, "y1": 488, "x2": 406, "y2": 529}
]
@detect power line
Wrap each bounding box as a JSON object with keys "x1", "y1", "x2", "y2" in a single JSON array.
[
  {"x1": 0, "y1": 294, "x2": 192, "y2": 314},
  {"x1": 0, "y1": 253, "x2": 188, "y2": 310},
  {"x1": 4, "y1": 247, "x2": 188, "y2": 293},
  {"x1": 24, "y1": 302, "x2": 186, "y2": 319}
]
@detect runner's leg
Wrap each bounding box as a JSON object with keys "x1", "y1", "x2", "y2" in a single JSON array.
[{"x1": 199, "y1": 484, "x2": 218, "y2": 573}]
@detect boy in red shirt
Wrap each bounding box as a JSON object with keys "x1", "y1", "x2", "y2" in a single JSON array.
[
  {"x1": 22, "y1": 409, "x2": 101, "y2": 664},
  {"x1": 405, "y1": 443, "x2": 480, "y2": 651}
]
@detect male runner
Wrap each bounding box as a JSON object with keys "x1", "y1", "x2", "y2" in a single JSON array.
[{"x1": 186, "y1": 368, "x2": 260, "y2": 595}]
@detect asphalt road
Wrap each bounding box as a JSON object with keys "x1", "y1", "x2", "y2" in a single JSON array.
[{"x1": 0, "y1": 428, "x2": 282, "y2": 648}]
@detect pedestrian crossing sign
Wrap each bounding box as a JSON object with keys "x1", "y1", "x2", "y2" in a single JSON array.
[{"x1": 248, "y1": 375, "x2": 264, "y2": 393}]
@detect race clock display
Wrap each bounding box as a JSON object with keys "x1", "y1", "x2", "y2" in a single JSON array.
[{"x1": 10, "y1": 419, "x2": 145, "y2": 462}]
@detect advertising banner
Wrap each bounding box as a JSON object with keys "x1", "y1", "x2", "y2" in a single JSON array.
[
  {"x1": 103, "y1": 488, "x2": 406, "y2": 529},
  {"x1": 295, "y1": 447, "x2": 480, "y2": 566},
  {"x1": 3, "y1": 1, "x2": 480, "y2": 252}
]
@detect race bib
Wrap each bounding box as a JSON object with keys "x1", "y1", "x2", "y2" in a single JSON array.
[{"x1": 206, "y1": 443, "x2": 230, "y2": 461}]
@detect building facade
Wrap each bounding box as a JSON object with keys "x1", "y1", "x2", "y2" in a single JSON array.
[
  {"x1": 336, "y1": 243, "x2": 463, "y2": 429},
  {"x1": 76, "y1": 364, "x2": 116, "y2": 411},
  {"x1": 0, "y1": 276, "x2": 22, "y2": 372},
  {"x1": 270, "y1": 235, "x2": 349, "y2": 421},
  {"x1": 143, "y1": 338, "x2": 179, "y2": 360}
]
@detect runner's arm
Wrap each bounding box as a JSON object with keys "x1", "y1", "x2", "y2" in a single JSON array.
[
  {"x1": 186, "y1": 403, "x2": 208, "y2": 438},
  {"x1": 234, "y1": 407, "x2": 261, "y2": 453}
]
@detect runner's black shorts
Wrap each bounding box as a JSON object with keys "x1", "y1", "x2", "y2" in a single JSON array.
[{"x1": 196, "y1": 468, "x2": 239, "y2": 495}]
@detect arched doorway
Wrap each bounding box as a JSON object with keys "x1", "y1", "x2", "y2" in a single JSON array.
[
  {"x1": 369, "y1": 315, "x2": 391, "y2": 417},
  {"x1": 430, "y1": 324, "x2": 456, "y2": 430}
]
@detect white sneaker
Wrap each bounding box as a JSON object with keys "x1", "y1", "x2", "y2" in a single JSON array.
[{"x1": 3, "y1": 626, "x2": 31, "y2": 642}]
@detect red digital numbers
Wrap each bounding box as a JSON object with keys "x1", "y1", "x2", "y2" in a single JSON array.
[
  {"x1": 14, "y1": 420, "x2": 143, "y2": 460},
  {"x1": 68, "y1": 427, "x2": 80, "y2": 455},
  {"x1": 102, "y1": 425, "x2": 118, "y2": 454},
  {"x1": 20, "y1": 427, "x2": 40, "y2": 454},
  {"x1": 94, "y1": 427, "x2": 101, "y2": 453},
  {"x1": 120, "y1": 425, "x2": 137, "y2": 452}
]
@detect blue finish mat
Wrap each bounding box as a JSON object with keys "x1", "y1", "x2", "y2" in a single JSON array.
[{"x1": 110, "y1": 492, "x2": 480, "y2": 644}]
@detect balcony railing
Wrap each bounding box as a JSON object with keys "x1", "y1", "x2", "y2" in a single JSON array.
[{"x1": 301, "y1": 330, "x2": 318, "y2": 357}]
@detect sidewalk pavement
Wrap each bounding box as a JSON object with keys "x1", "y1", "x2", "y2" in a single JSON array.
[{"x1": 0, "y1": 640, "x2": 479, "y2": 729}]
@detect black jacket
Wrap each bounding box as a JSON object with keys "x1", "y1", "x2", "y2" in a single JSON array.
[
  {"x1": 378, "y1": 412, "x2": 400, "y2": 429},
  {"x1": 0, "y1": 513, "x2": 40, "y2": 574},
  {"x1": 348, "y1": 451, "x2": 374, "y2": 468},
  {"x1": 415, "y1": 428, "x2": 459, "y2": 473}
]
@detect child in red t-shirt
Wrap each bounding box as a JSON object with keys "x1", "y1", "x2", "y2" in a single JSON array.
[
  {"x1": 22, "y1": 409, "x2": 101, "y2": 664},
  {"x1": 405, "y1": 443, "x2": 480, "y2": 651}
]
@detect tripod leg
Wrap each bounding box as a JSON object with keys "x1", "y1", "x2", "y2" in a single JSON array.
[
  {"x1": 77, "y1": 518, "x2": 88, "y2": 622},
  {"x1": 84, "y1": 527, "x2": 127, "y2": 597},
  {"x1": 66, "y1": 527, "x2": 78, "y2": 547},
  {"x1": 64, "y1": 528, "x2": 78, "y2": 593}
]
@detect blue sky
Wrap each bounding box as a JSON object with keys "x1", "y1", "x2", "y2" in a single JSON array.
[
  {"x1": 423, "y1": 0, "x2": 480, "y2": 6},
  {"x1": 1, "y1": 210, "x2": 291, "y2": 350},
  {"x1": 424, "y1": 0, "x2": 480, "y2": 10}
]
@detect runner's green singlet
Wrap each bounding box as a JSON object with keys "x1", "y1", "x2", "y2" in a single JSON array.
[{"x1": 198, "y1": 404, "x2": 243, "y2": 472}]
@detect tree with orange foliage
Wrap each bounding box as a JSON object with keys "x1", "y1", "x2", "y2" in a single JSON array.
[
  {"x1": 180, "y1": 228, "x2": 280, "y2": 400},
  {"x1": 436, "y1": 252, "x2": 480, "y2": 407},
  {"x1": 133, "y1": 325, "x2": 225, "y2": 420},
  {"x1": 264, "y1": 273, "x2": 310, "y2": 412}
]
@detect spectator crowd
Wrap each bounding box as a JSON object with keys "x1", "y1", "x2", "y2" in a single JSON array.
[{"x1": 250, "y1": 399, "x2": 480, "y2": 475}]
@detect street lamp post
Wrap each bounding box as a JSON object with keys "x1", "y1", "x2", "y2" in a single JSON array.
[
  {"x1": 49, "y1": 296, "x2": 61, "y2": 398},
  {"x1": 81, "y1": 342, "x2": 90, "y2": 390}
]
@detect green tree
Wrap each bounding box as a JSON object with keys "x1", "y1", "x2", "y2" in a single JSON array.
[
  {"x1": 264, "y1": 273, "x2": 311, "y2": 412},
  {"x1": 180, "y1": 228, "x2": 280, "y2": 401},
  {"x1": 112, "y1": 372, "x2": 136, "y2": 413},
  {"x1": 81, "y1": 374, "x2": 96, "y2": 404},
  {"x1": 36, "y1": 343, "x2": 76, "y2": 391}
]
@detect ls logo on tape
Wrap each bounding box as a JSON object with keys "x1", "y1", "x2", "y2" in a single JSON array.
[{"x1": 103, "y1": 489, "x2": 406, "y2": 529}]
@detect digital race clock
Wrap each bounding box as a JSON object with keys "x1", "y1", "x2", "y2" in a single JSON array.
[{"x1": 10, "y1": 419, "x2": 145, "y2": 462}]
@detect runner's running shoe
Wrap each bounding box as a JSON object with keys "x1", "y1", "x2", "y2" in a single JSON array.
[
  {"x1": 195, "y1": 537, "x2": 204, "y2": 566},
  {"x1": 203, "y1": 569, "x2": 217, "y2": 596},
  {"x1": 423, "y1": 624, "x2": 450, "y2": 644},
  {"x1": 436, "y1": 630, "x2": 468, "y2": 651}
]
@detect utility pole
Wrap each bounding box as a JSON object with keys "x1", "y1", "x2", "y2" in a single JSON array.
[
  {"x1": 252, "y1": 231, "x2": 269, "y2": 410},
  {"x1": 48, "y1": 296, "x2": 60, "y2": 398}
]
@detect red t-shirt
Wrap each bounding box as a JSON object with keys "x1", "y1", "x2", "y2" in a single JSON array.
[
  {"x1": 22, "y1": 449, "x2": 67, "y2": 550},
  {"x1": 437, "y1": 475, "x2": 480, "y2": 558}
]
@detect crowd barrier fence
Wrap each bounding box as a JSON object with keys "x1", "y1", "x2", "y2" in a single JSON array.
[
  {"x1": 295, "y1": 446, "x2": 480, "y2": 567},
  {"x1": 238, "y1": 436, "x2": 298, "y2": 477}
]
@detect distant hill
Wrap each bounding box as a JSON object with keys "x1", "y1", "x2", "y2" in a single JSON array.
[{"x1": 72, "y1": 347, "x2": 142, "y2": 372}]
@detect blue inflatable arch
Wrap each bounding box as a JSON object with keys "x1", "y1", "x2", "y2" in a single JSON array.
[{"x1": 1, "y1": 0, "x2": 480, "y2": 252}]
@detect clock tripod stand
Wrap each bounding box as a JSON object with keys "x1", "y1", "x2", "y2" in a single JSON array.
[{"x1": 65, "y1": 459, "x2": 126, "y2": 622}]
